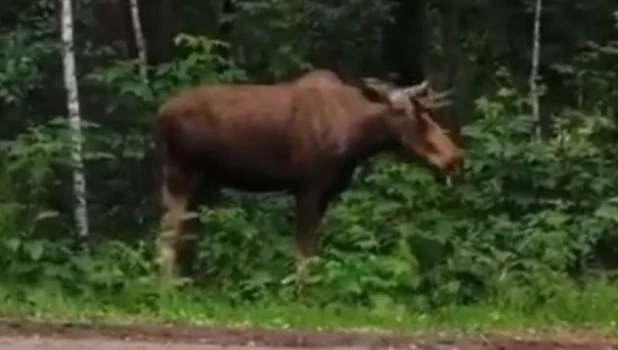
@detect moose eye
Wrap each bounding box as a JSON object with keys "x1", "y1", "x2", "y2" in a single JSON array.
[{"x1": 395, "y1": 105, "x2": 416, "y2": 118}]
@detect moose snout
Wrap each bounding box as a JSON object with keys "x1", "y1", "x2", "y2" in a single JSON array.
[
  {"x1": 437, "y1": 150, "x2": 463, "y2": 175},
  {"x1": 433, "y1": 152, "x2": 463, "y2": 186}
]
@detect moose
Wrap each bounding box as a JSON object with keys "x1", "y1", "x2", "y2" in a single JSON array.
[
  {"x1": 292, "y1": 69, "x2": 343, "y2": 87},
  {"x1": 153, "y1": 69, "x2": 462, "y2": 280}
]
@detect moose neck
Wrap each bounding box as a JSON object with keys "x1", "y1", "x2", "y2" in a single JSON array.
[{"x1": 347, "y1": 104, "x2": 396, "y2": 162}]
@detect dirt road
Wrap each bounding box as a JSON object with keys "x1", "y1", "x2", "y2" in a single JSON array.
[
  {"x1": 0, "y1": 337, "x2": 313, "y2": 350},
  {"x1": 0, "y1": 320, "x2": 616, "y2": 350}
]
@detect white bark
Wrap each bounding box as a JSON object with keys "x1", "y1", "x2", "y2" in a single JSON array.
[
  {"x1": 129, "y1": 0, "x2": 149, "y2": 84},
  {"x1": 530, "y1": 0, "x2": 543, "y2": 139},
  {"x1": 61, "y1": 0, "x2": 89, "y2": 238}
]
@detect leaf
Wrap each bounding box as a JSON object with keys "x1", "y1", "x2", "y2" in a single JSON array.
[
  {"x1": 34, "y1": 210, "x2": 59, "y2": 222},
  {"x1": 5, "y1": 238, "x2": 20, "y2": 252},
  {"x1": 594, "y1": 203, "x2": 618, "y2": 223},
  {"x1": 551, "y1": 63, "x2": 576, "y2": 74},
  {"x1": 24, "y1": 240, "x2": 44, "y2": 262}
]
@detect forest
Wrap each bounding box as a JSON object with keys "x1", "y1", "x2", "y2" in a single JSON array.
[{"x1": 1, "y1": 0, "x2": 618, "y2": 330}]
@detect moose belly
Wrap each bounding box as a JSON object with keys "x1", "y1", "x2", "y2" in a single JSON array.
[
  {"x1": 192, "y1": 150, "x2": 299, "y2": 193},
  {"x1": 213, "y1": 171, "x2": 294, "y2": 192},
  {"x1": 166, "y1": 119, "x2": 303, "y2": 192}
]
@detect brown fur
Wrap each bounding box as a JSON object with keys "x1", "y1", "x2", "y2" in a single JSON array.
[
  {"x1": 292, "y1": 69, "x2": 343, "y2": 87},
  {"x1": 153, "y1": 70, "x2": 462, "y2": 279}
]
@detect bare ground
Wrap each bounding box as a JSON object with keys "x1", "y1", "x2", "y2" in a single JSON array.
[{"x1": 0, "y1": 320, "x2": 616, "y2": 350}]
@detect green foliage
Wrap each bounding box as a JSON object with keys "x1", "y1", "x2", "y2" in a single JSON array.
[
  {"x1": 167, "y1": 79, "x2": 618, "y2": 310},
  {"x1": 0, "y1": 12, "x2": 57, "y2": 106},
  {"x1": 223, "y1": 0, "x2": 392, "y2": 80},
  {"x1": 0, "y1": 120, "x2": 68, "y2": 234},
  {"x1": 1, "y1": 0, "x2": 618, "y2": 326},
  {"x1": 224, "y1": 0, "x2": 311, "y2": 80},
  {"x1": 88, "y1": 33, "x2": 247, "y2": 115}
]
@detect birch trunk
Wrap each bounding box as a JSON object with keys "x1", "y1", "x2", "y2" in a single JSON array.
[
  {"x1": 530, "y1": 0, "x2": 543, "y2": 139},
  {"x1": 129, "y1": 0, "x2": 148, "y2": 84},
  {"x1": 61, "y1": 0, "x2": 89, "y2": 238}
]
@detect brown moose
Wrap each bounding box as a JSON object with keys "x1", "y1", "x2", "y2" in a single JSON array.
[
  {"x1": 292, "y1": 69, "x2": 343, "y2": 87},
  {"x1": 153, "y1": 69, "x2": 462, "y2": 280}
]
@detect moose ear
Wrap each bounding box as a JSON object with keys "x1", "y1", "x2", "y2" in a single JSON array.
[
  {"x1": 360, "y1": 77, "x2": 395, "y2": 100},
  {"x1": 414, "y1": 88, "x2": 454, "y2": 110},
  {"x1": 396, "y1": 80, "x2": 429, "y2": 98}
]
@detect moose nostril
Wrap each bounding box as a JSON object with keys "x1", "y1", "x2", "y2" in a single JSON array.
[
  {"x1": 454, "y1": 158, "x2": 464, "y2": 173},
  {"x1": 446, "y1": 155, "x2": 463, "y2": 174}
]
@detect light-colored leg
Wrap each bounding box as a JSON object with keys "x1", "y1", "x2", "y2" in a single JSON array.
[
  {"x1": 293, "y1": 191, "x2": 328, "y2": 289},
  {"x1": 158, "y1": 180, "x2": 190, "y2": 284},
  {"x1": 157, "y1": 160, "x2": 201, "y2": 285}
]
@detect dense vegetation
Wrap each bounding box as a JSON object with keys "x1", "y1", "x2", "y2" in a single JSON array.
[{"x1": 1, "y1": 0, "x2": 618, "y2": 330}]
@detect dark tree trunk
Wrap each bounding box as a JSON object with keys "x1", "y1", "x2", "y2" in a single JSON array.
[{"x1": 381, "y1": 0, "x2": 426, "y2": 85}]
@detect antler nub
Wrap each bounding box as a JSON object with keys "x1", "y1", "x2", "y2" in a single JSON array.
[
  {"x1": 398, "y1": 80, "x2": 429, "y2": 97},
  {"x1": 416, "y1": 86, "x2": 454, "y2": 110},
  {"x1": 362, "y1": 77, "x2": 453, "y2": 110},
  {"x1": 361, "y1": 77, "x2": 395, "y2": 97},
  {"x1": 430, "y1": 89, "x2": 454, "y2": 100}
]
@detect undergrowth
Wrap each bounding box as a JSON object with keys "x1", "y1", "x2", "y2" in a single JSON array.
[
  {"x1": 1, "y1": 30, "x2": 618, "y2": 334},
  {"x1": 0, "y1": 277, "x2": 617, "y2": 334}
]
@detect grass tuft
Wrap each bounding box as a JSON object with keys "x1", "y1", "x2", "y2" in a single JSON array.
[{"x1": 0, "y1": 278, "x2": 616, "y2": 337}]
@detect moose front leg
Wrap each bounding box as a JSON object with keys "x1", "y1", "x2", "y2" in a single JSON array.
[{"x1": 293, "y1": 190, "x2": 329, "y2": 279}]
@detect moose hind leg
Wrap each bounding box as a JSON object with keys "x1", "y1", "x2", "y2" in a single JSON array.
[
  {"x1": 158, "y1": 165, "x2": 196, "y2": 282},
  {"x1": 176, "y1": 184, "x2": 222, "y2": 277}
]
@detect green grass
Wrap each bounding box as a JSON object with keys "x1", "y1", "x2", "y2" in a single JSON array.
[{"x1": 0, "y1": 279, "x2": 617, "y2": 337}]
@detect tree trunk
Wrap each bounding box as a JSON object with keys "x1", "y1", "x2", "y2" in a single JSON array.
[
  {"x1": 129, "y1": 0, "x2": 148, "y2": 83},
  {"x1": 155, "y1": 0, "x2": 175, "y2": 63},
  {"x1": 530, "y1": 0, "x2": 543, "y2": 139},
  {"x1": 60, "y1": 0, "x2": 89, "y2": 239},
  {"x1": 382, "y1": 0, "x2": 426, "y2": 85}
]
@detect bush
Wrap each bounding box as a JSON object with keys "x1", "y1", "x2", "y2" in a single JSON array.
[
  {"x1": 173, "y1": 80, "x2": 618, "y2": 310},
  {"x1": 1, "y1": 29, "x2": 617, "y2": 314}
]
